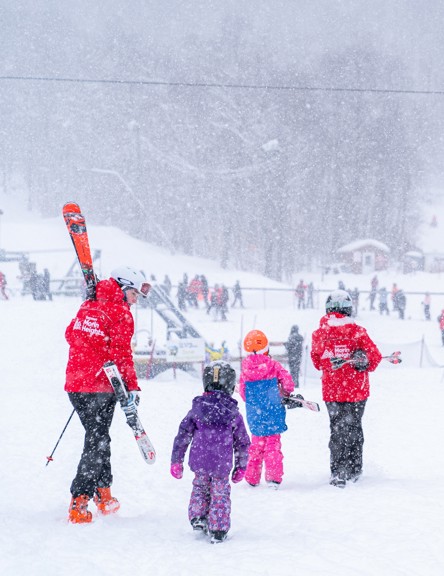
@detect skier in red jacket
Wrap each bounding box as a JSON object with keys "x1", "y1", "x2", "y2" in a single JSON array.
[
  {"x1": 311, "y1": 289, "x2": 382, "y2": 488},
  {"x1": 65, "y1": 266, "x2": 151, "y2": 523}
]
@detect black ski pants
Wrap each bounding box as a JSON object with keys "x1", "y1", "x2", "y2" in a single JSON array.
[
  {"x1": 325, "y1": 400, "x2": 367, "y2": 479},
  {"x1": 68, "y1": 392, "x2": 117, "y2": 498},
  {"x1": 288, "y1": 361, "x2": 301, "y2": 387}
]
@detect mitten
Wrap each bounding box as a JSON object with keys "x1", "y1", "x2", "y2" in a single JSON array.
[
  {"x1": 231, "y1": 468, "x2": 245, "y2": 483},
  {"x1": 351, "y1": 349, "x2": 369, "y2": 372},
  {"x1": 170, "y1": 463, "x2": 183, "y2": 479},
  {"x1": 122, "y1": 391, "x2": 140, "y2": 415},
  {"x1": 282, "y1": 393, "x2": 304, "y2": 409}
]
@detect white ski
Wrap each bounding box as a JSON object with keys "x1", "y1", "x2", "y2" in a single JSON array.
[{"x1": 103, "y1": 361, "x2": 156, "y2": 464}]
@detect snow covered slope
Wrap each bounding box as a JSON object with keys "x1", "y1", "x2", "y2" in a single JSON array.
[{"x1": 1, "y1": 192, "x2": 444, "y2": 576}]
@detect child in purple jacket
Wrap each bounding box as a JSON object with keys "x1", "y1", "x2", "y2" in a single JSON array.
[{"x1": 170, "y1": 361, "x2": 250, "y2": 544}]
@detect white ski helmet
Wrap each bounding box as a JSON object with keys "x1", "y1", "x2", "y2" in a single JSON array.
[
  {"x1": 110, "y1": 266, "x2": 151, "y2": 297},
  {"x1": 325, "y1": 289, "x2": 353, "y2": 316}
]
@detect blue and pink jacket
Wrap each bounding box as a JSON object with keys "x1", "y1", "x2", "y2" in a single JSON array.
[{"x1": 239, "y1": 354, "x2": 295, "y2": 436}]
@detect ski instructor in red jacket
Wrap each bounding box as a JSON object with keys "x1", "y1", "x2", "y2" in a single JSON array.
[
  {"x1": 65, "y1": 266, "x2": 151, "y2": 523},
  {"x1": 311, "y1": 289, "x2": 382, "y2": 489}
]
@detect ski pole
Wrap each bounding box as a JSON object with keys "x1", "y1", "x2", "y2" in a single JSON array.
[{"x1": 45, "y1": 408, "x2": 75, "y2": 466}]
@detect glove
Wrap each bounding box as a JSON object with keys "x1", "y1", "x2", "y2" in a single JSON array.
[
  {"x1": 170, "y1": 463, "x2": 183, "y2": 479},
  {"x1": 122, "y1": 391, "x2": 140, "y2": 415},
  {"x1": 351, "y1": 349, "x2": 369, "y2": 372},
  {"x1": 282, "y1": 393, "x2": 304, "y2": 409},
  {"x1": 231, "y1": 468, "x2": 245, "y2": 483}
]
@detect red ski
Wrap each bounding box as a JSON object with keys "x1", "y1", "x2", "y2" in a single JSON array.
[{"x1": 63, "y1": 202, "x2": 97, "y2": 299}]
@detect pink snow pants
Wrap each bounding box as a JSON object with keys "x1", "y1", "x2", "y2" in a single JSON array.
[{"x1": 245, "y1": 434, "x2": 284, "y2": 485}]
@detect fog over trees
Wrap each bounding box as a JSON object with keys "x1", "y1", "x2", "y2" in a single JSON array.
[{"x1": 2, "y1": 1, "x2": 444, "y2": 280}]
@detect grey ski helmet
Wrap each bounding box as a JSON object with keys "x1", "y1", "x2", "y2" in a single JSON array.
[{"x1": 325, "y1": 289, "x2": 353, "y2": 316}]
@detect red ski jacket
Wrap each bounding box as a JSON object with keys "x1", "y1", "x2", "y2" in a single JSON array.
[
  {"x1": 65, "y1": 278, "x2": 140, "y2": 394},
  {"x1": 311, "y1": 312, "x2": 382, "y2": 403}
]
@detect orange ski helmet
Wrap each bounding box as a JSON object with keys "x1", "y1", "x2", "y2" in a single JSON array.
[{"x1": 243, "y1": 329, "x2": 269, "y2": 354}]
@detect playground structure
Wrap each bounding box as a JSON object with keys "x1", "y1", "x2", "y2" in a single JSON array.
[{"x1": 133, "y1": 284, "x2": 206, "y2": 379}]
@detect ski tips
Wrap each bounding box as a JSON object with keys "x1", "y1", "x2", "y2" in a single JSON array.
[{"x1": 63, "y1": 202, "x2": 81, "y2": 214}]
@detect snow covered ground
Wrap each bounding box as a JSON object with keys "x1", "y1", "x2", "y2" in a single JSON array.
[{"x1": 1, "y1": 193, "x2": 444, "y2": 575}]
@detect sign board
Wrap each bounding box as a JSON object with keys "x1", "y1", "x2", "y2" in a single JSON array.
[{"x1": 163, "y1": 338, "x2": 205, "y2": 363}]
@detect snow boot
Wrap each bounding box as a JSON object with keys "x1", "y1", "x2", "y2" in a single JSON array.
[
  {"x1": 266, "y1": 480, "x2": 281, "y2": 490},
  {"x1": 329, "y1": 473, "x2": 346, "y2": 489},
  {"x1": 210, "y1": 530, "x2": 227, "y2": 544},
  {"x1": 191, "y1": 517, "x2": 208, "y2": 533},
  {"x1": 347, "y1": 472, "x2": 362, "y2": 484},
  {"x1": 93, "y1": 487, "x2": 120, "y2": 515},
  {"x1": 68, "y1": 495, "x2": 92, "y2": 524}
]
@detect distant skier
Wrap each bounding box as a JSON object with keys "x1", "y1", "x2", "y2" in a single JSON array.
[
  {"x1": 311, "y1": 290, "x2": 382, "y2": 488},
  {"x1": 231, "y1": 280, "x2": 244, "y2": 308},
  {"x1": 177, "y1": 282, "x2": 187, "y2": 311},
  {"x1": 295, "y1": 280, "x2": 306, "y2": 309},
  {"x1": 369, "y1": 276, "x2": 379, "y2": 310},
  {"x1": 306, "y1": 282, "x2": 314, "y2": 308},
  {"x1": 170, "y1": 361, "x2": 250, "y2": 544},
  {"x1": 438, "y1": 310, "x2": 444, "y2": 346},
  {"x1": 200, "y1": 274, "x2": 209, "y2": 307},
  {"x1": 0, "y1": 270, "x2": 8, "y2": 300},
  {"x1": 394, "y1": 289, "x2": 406, "y2": 320},
  {"x1": 391, "y1": 283, "x2": 399, "y2": 312},
  {"x1": 422, "y1": 292, "x2": 431, "y2": 321},
  {"x1": 42, "y1": 268, "x2": 52, "y2": 301},
  {"x1": 187, "y1": 275, "x2": 202, "y2": 308},
  {"x1": 350, "y1": 287, "x2": 360, "y2": 316},
  {"x1": 378, "y1": 287, "x2": 390, "y2": 315},
  {"x1": 161, "y1": 274, "x2": 172, "y2": 296},
  {"x1": 284, "y1": 325, "x2": 304, "y2": 387}
]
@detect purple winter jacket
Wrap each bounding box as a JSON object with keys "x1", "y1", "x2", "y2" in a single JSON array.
[{"x1": 171, "y1": 391, "x2": 250, "y2": 477}]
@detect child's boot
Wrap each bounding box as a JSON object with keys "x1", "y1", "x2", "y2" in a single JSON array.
[
  {"x1": 93, "y1": 487, "x2": 120, "y2": 515},
  {"x1": 68, "y1": 495, "x2": 92, "y2": 524},
  {"x1": 210, "y1": 530, "x2": 228, "y2": 544},
  {"x1": 191, "y1": 517, "x2": 208, "y2": 533}
]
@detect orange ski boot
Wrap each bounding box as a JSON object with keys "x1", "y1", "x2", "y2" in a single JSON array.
[
  {"x1": 68, "y1": 495, "x2": 92, "y2": 524},
  {"x1": 93, "y1": 487, "x2": 120, "y2": 515}
]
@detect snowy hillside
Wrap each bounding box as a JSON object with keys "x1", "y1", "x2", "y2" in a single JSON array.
[{"x1": 1, "y1": 193, "x2": 444, "y2": 576}]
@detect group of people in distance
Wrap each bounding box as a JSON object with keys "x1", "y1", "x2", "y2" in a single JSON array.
[
  {"x1": 64, "y1": 264, "x2": 381, "y2": 544},
  {"x1": 173, "y1": 274, "x2": 244, "y2": 320}
]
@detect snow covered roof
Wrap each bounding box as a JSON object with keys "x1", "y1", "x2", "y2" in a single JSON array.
[{"x1": 337, "y1": 239, "x2": 390, "y2": 253}]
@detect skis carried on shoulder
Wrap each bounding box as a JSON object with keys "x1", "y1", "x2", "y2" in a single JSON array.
[
  {"x1": 103, "y1": 361, "x2": 156, "y2": 465},
  {"x1": 62, "y1": 202, "x2": 97, "y2": 300}
]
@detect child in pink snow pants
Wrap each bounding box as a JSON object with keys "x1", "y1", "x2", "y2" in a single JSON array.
[{"x1": 239, "y1": 330, "x2": 295, "y2": 488}]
